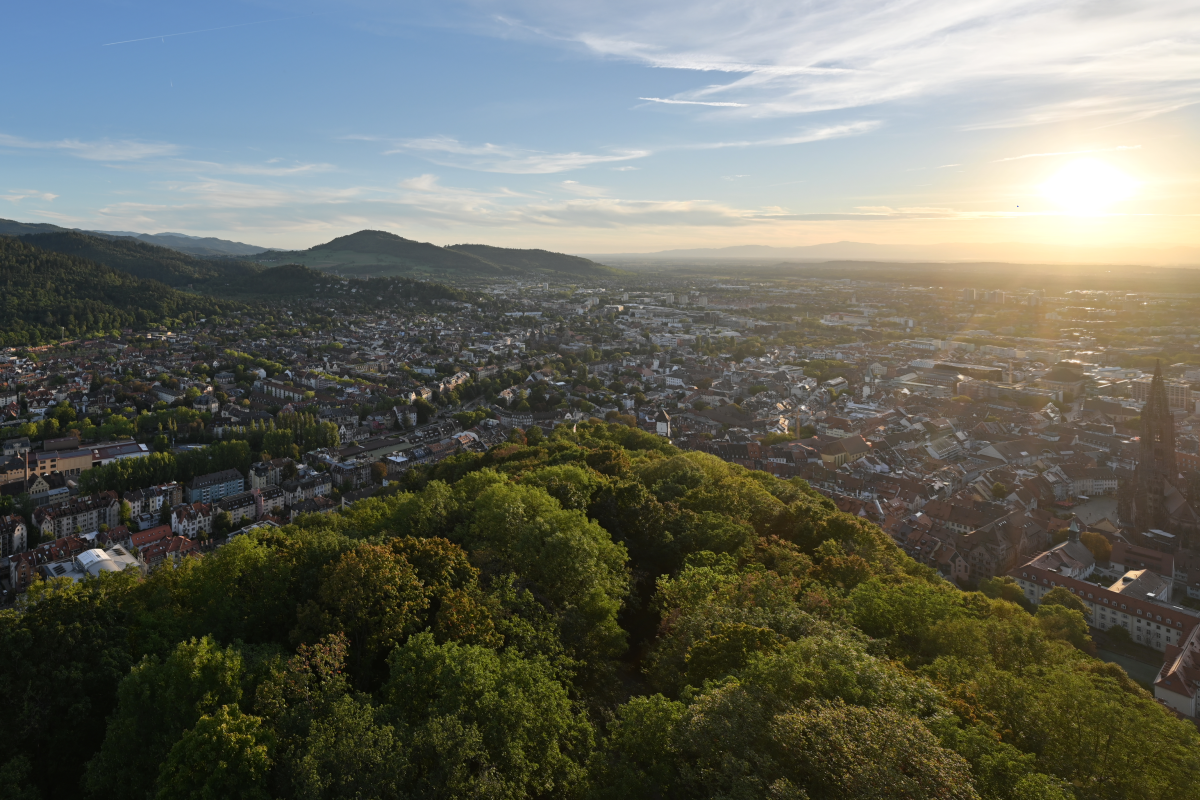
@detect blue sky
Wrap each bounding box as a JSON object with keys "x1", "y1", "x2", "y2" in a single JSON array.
[{"x1": 2, "y1": 0, "x2": 1198, "y2": 253}]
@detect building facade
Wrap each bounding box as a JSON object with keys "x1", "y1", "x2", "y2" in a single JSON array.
[{"x1": 186, "y1": 468, "x2": 245, "y2": 504}]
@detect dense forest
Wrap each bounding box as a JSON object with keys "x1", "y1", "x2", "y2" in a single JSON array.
[
  {"x1": 0, "y1": 236, "x2": 471, "y2": 345},
  {"x1": 448, "y1": 244, "x2": 623, "y2": 278},
  {"x1": 254, "y1": 230, "x2": 623, "y2": 280},
  {"x1": 18, "y1": 231, "x2": 252, "y2": 288},
  {"x1": 3, "y1": 423, "x2": 1197, "y2": 800},
  {"x1": 0, "y1": 237, "x2": 238, "y2": 346}
]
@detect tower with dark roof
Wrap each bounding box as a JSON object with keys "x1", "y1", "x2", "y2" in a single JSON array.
[
  {"x1": 1118, "y1": 361, "x2": 1200, "y2": 544},
  {"x1": 1133, "y1": 362, "x2": 1177, "y2": 532}
]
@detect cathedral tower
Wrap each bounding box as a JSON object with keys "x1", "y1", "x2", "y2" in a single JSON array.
[{"x1": 1131, "y1": 362, "x2": 1181, "y2": 532}]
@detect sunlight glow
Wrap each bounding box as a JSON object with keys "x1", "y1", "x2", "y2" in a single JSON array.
[{"x1": 1041, "y1": 158, "x2": 1137, "y2": 215}]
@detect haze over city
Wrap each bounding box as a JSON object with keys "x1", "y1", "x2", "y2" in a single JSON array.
[{"x1": 3, "y1": 0, "x2": 1198, "y2": 259}]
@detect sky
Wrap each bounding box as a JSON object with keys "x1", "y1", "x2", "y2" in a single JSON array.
[{"x1": 2, "y1": 0, "x2": 1198, "y2": 255}]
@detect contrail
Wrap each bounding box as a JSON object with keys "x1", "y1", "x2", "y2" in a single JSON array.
[{"x1": 102, "y1": 16, "x2": 298, "y2": 46}]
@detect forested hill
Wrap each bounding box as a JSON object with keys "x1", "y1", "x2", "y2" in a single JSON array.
[
  {"x1": 0, "y1": 218, "x2": 268, "y2": 258},
  {"x1": 4, "y1": 423, "x2": 1197, "y2": 799},
  {"x1": 253, "y1": 229, "x2": 622, "y2": 280},
  {"x1": 0, "y1": 236, "x2": 239, "y2": 346},
  {"x1": 19, "y1": 231, "x2": 252, "y2": 288},
  {"x1": 449, "y1": 242, "x2": 623, "y2": 277}
]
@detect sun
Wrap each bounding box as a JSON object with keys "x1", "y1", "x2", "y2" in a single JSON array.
[{"x1": 1041, "y1": 158, "x2": 1137, "y2": 215}]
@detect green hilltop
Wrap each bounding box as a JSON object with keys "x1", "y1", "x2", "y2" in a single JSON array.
[
  {"x1": 19, "y1": 231, "x2": 250, "y2": 288},
  {"x1": 449, "y1": 242, "x2": 624, "y2": 278},
  {"x1": 2, "y1": 427, "x2": 1196, "y2": 799},
  {"x1": 0, "y1": 233, "x2": 472, "y2": 345},
  {"x1": 254, "y1": 229, "x2": 623, "y2": 280},
  {"x1": 0, "y1": 236, "x2": 240, "y2": 346}
]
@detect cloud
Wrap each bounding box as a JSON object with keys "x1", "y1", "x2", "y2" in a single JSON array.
[
  {"x1": 2, "y1": 189, "x2": 58, "y2": 202},
  {"x1": 994, "y1": 145, "x2": 1142, "y2": 162},
  {"x1": 357, "y1": 121, "x2": 875, "y2": 175},
  {"x1": 0, "y1": 133, "x2": 179, "y2": 161},
  {"x1": 687, "y1": 121, "x2": 881, "y2": 149},
  {"x1": 364, "y1": 134, "x2": 651, "y2": 174},
  {"x1": 639, "y1": 97, "x2": 747, "y2": 107},
  {"x1": 484, "y1": 1, "x2": 1200, "y2": 126},
  {"x1": 746, "y1": 205, "x2": 1042, "y2": 221},
  {"x1": 174, "y1": 159, "x2": 337, "y2": 176},
  {"x1": 559, "y1": 180, "x2": 609, "y2": 197}
]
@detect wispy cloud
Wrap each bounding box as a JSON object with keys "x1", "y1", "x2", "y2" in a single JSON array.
[
  {"x1": 2, "y1": 189, "x2": 58, "y2": 202},
  {"x1": 362, "y1": 134, "x2": 651, "y2": 174},
  {"x1": 174, "y1": 159, "x2": 337, "y2": 176},
  {"x1": 559, "y1": 180, "x2": 609, "y2": 197},
  {"x1": 748, "y1": 205, "x2": 1043, "y2": 221},
  {"x1": 687, "y1": 121, "x2": 881, "y2": 149},
  {"x1": 490, "y1": 1, "x2": 1200, "y2": 126},
  {"x1": 639, "y1": 97, "x2": 747, "y2": 107},
  {"x1": 994, "y1": 145, "x2": 1142, "y2": 162},
  {"x1": 0, "y1": 133, "x2": 179, "y2": 161},
  {"x1": 356, "y1": 121, "x2": 875, "y2": 174},
  {"x1": 101, "y1": 16, "x2": 304, "y2": 46}
]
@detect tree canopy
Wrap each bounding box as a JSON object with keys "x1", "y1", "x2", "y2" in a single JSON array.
[{"x1": 2, "y1": 420, "x2": 1196, "y2": 800}]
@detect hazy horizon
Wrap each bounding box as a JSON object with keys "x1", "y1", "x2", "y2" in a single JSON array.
[{"x1": 3, "y1": 1, "x2": 1198, "y2": 253}]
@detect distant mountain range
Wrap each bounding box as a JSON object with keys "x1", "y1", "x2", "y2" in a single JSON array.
[
  {"x1": 0, "y1": 219, "x2": 623, "y2": 280},
  {"x1": 252, "y1": 230, "x2": 624, "y2": 279},
  {"x1": 91, "y1": 230, "x2": 268, "y2": 257},
  {"x1": 0, "y1": 218, "x2": 268, "y2": 257},
  {"x1": 0, "y1": 232, "x2": 471, "y2": 346},
  {"x1": 584, "y1": 240, "x2": 1200, "y2": 267},
  {"x1": 0, "y1": 236, "x2": 241, "y2": 347}
]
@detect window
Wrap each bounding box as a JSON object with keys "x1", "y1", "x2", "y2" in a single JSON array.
[{"x1": 1088, "y1": 593, "x2": 1094, "y2": 599}]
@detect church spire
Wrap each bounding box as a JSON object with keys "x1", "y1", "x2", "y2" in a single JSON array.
[{"x1": 1132, "y1": 359, "x2": 1178, "y2": 532}]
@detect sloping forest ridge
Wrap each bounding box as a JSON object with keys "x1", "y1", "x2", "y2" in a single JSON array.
[{"x1": 2, "y1": 423, "x2": 1196, "y2": 800}]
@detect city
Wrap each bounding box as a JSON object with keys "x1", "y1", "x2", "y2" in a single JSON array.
[{"x1": 8, "y1": 269, "x2": 1200, "y2": 720}]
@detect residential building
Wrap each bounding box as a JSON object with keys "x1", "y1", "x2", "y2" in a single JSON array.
[
  {"x1": 255, "y1": 486, "x2": 286, "y2": 517},
  {"x1": 282, "y1": 473, "x2": 332, "y2": 505},
  {"x1": 186, "y1": 468, "x2": 245, "y2": 504},
  {"x1": 1, "y1": 514, "x2": 28, "y2": 557},
  {"x1": 170, "y1": 502, "x2": 213, "y2": 539},
  {"x1": 140, "y1": 535, "x2": 200, "y2": 568},
  {"x1": 217, "y1": 491, "x2": 258, "y2": 526},
  {"x1": 1156, "y1": 624, "x2": 1200, "y2": 717},
  {"x1": 33, "y1": 492, "x2": 120, "y2": 539},
  {"x1": 331, "y1": 460, "x2": 370, "y2": 490}
]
